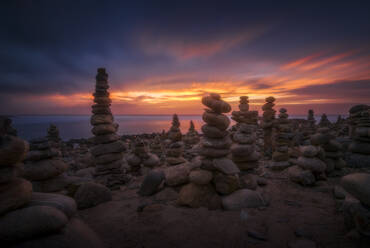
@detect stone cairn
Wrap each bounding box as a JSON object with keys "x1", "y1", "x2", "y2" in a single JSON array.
[
  {"x1": 348, "y1": 104, "x2": 369, "y2": 139},
  {"x1": 230, "y1": 96, "x2": 260, "y2": 170},
  {"x1": 165, "y1": 114, "x2": 186, "y2": 166},
  {"x1": 313, "y1": 127, "x2": 346, "y2": 176},
  {"x1": 126, "y1": 138, "x2": 159, "y2": 175},
  {"x1": 270, "y1": 108, "x2": 293, "y2": 170},
  {"x1": 0, "y1": 117, "x2": 105, "y2": 247},
  {"x1": 47, "y1": 124, "x2": 61, "y2": 146},
  {"x1": 183, "y1": 120, "x2": 200, "y2": 147},
  {"x1": 23, "y1": 135, "x2": 69, "y2": 193},
  {"x1": 348, "y1": 107, "x2": 370, "y2": 168},
  {"x1": 301, "y1": 109, "x2": 316, "y2": 145},
  {"x1": 90, "y1": 68, "x2": 127, "y2": 189},
  {"x1": 177, "y1": 93, "x2": 242, "y2": 209},
  {"x1": 318, "y1": 113, "x2": 331, "y2": 127},
  {"x1": 261, "y1": 96, "x2": 276, "y2": 157},
  {"x1": 150, "y1": 135, "x2": 164, "y2": 158}
]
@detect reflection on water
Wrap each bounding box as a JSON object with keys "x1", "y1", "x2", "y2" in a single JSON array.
[{"x1": 11, "y1": 114, "x2": 345, "y2": 141}]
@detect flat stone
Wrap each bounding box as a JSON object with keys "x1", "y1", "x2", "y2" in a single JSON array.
[
  {"x1": 202, "y1": 110, "x2": 230, "y2": 131},
  {"x1": 297, "y1": 157, "x2": 326, "y2": 173},
  {"x1": 300, "y1": 145, "x2": 318, "y2": 158},
  {"x1": 90, "y1": 140, "x2": 126, "y2": 157},
  {"x1": 90, "y1": 114, "x2": 113, "y2": 125},
  {"x1": 213, "y1": 157, "x2": 240, "y2": 175},
  {"x1": 341, "y1": 173, "x2": 370, "y2": 206},
  {"x1": 164, "y1": 164, "x2": 190, "y2": 186},
  {"x1": 23, "y1": 159, "x2": 68, "y2": 181},
  {"x1": 201, "y1": 124, "x2": 228, "y2": 138},
  {"x1": 91, "y1": 123, "x2": 117, "y2": 135},
  {"x1": 222, "y1": 189, "x2": 266, "y2": 210},
  {"x1": 0, "y1": 206, "x2": 68, "y2": 242},
  {"x1": 189, "y1": 169, "x2": 213, "y2": 185},
  {"x1": 0, "y1": 178, "x2": 32, "y2": 216}
]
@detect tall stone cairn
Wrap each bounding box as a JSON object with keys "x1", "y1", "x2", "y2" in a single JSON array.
[
  {"x1": 270, "y1": 108, "x2": 293, "y2": 170},
  {"x1": 199, "y1": 93, "x2": 241, "y2": 195},
  {"x1": 165, "y1": 114, "x2": 186, "y2": 166},
  {"x1": 261, "y1": 96, "x2": 276, "y2": 156},
  {"x1": 230, "y1": 96, "x2": 260, "y2": 170},
  {"x1": 348, "y1": 104, "x2": 369, "y2": 139},
  {"x1": 91, "y1": 68, "x2": 127, "y2": 189},
  {"x1": 126, "y1": 138, "x2": 159, "y2": 174},
  {"x1": 348, "y1": 108, "x2": 370, "y2": 168},
  {"x1": 47, "y1": 124, "x2": 61, "y2": 149}
]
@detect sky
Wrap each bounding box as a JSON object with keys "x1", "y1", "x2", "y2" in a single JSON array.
[{"x1": 0, "y1": 0, "x2": 369, "y2": 115}]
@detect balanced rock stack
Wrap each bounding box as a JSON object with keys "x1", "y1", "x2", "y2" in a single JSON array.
[
  {"x1": 231, "y1": 123, "x2": 260, "y2": 170},
  {"x1": 301, "y1": 109, "x2": 317, "y2": 145},
  {"x1": 0, "y1": 119, "x2": 105, "y2": 247},
  {"x1": 47, "y1": 124, "x2": 61, "y2": 148},
  {"x1": 261, "y1": 96, "x2": 276, "y2": 156},
  {"x1": 23, "y1": 137, "x2": 69, "y2": 192},
  {"x1": 230, "y1": 97, "x2": 260, "y2": 170},
  {"x1": 165, "y1": 114, "x2": 186, "y2": 166},
  {"x1": 270, "y1": 108, "x2": 293, "y2": 170},
  {"x1": 319, "y1": 113, "x2": 331, "y2": 127},
  {"x1": 348, "y1": 104, "x2": 369, "y2": 138},
  {"x1": 150, "y1": 135, "x2": 164, "y2": 158},
  {"x1": 183, "y1": 120, "x2": 200, "y2": 147},
  {"x1": 348, "y1": 108, "x2": 370, "y2": 168},
  {"x1": 313, "y1": 128, "x2": 346, "y2": 175},
  {"x1": 231, "y1": 96, "x2": 259, "y2": 126},
  {"x1": 126, "y1": 138, "x2": 159, "y2": 174},
  {"x1": 288, "y1": 144, "x2": 326, "y2": 186},
  {"x1": 90, "y1": 68, "x2": 127, "y2": 189}
]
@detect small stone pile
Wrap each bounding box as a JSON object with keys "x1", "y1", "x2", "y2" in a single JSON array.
[
  {"x1": 90, "y1": 68, "x2": 127, "y2": 189},
  {"x1": 0, "y1": 118, "x2": 104, "y2": 247},
  {"x1": 319, "y1": 113, "x2": 331, "y2": 127},
  {"x1": 288, "y1": 144, "x2": 326, "y2": 186},
  {"x1": 270, "y1": 108, "x2": 293, "y2": 170},
  {"x1": 126, "y1": 138, "x2": 159, "y2": 175},
  {"x1": 23, "y1": 137, "x2": 69, "y2": 192},
  {"x1": 183, "y1": 120, "x2": 200, "y2": 147},
  {"x1": 150, "y1": 135, "x2": 164, "y2": 158},
  {"x1": 348, "y1": 105, "x2": 369, "y2": 138},
  {"x1": 313, "y1": 128, "x2": 346, "y2": 175},
  {"x1": 348, "y1": 108, "x2": 370, "y2": 168},
  {"x1": 301, "y1": 109, "x2": 316, "y2": 145},
  {"x1": 47, "y1": 124, "x2": 61, "y2": 147},
  {"x1": 165, "y1": 114, "x2": 186, "y2": 166},
  {"x1": 261, "y1": 96, "x2": 276, "y2": 156},
  {"x1": 177, "y1": 93, "x2": 242, "y2": 209}
]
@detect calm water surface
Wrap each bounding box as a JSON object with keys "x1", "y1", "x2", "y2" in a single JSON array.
[{"x1": 11, "y1": 115, "x2": 344, "y2": 141}]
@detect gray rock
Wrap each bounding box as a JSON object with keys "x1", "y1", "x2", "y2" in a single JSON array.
[
  {"x1": 74, "y1": 182, "x2": 112, "y2": 209},
  {"x1": 189, "y1": 169, "x2": 213, "y2": 185},
  {"x1": 164, "y1": 164, "x2": 190, "y2": 186},
  {"x1": 0, "y1": 178, "x2": 32, "y2": 216},
  {"x1": 213, "y1": 158, "x2": 240, "y2": 175},
  {"x1": 138, "y1": 171, "x2": 165, "y2": 196},
  {"x1": 288, "y1": 166, "x2": 315, "y2": 186},
  {"x1": 23, "y1": 159, "x2": 68, "y2": 181},
  {"x1": 222, "y1": 189, "x2": 266, "y2": 210},
  {"x1": 341, "y1": 173, "x2": 370, "y2": 206},
  {"x1": 0, "y1": 206, "x2": 68, "y2": 242}
]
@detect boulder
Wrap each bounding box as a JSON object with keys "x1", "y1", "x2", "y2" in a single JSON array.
[
  {"x1": 288, "y1": 166, "x2": 315, "y2": 186},
  {"x1": 138, "y1": 171, "x2": 165, "y2": 196},
  {"x1": 213, "y1": 157, "x2": 240, "y2": 175},
  {"x1": 23, "y1": 159, "x2": 68, "y2": 181},
  {"x1": 296, "y1": 157, "x2": 326, "y2": 173},
  {"x1": 74, "y1": 182, "x2": 112, "y2": 209},
  {"x1": 189, "y1": 169, "x2": 213, "y2": 185},
  {"x1": 341, "y1": 173, "x2": 370, "y2": 207},
  {"x1": 0, "y1": 178, "x2": 32, "y2": 216},
  {"x1": 177, "y1": 183, "x2": 222, "y2": 210},
  {"x1": 221, "y1": 189, "x2": 266, "y2": 210},
  {"x1": 164, "y1": 164, "x2": 190, "y2": 186}
]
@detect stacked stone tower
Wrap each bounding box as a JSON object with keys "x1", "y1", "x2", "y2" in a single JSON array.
[
  {"x1": 23, "y1": 137, "x2": 68, "y2": 192},
  {"x1": 90, "y1": 68, "x2": 127, "y2": 189},
  {"x1": 126, "y1": 138, "x2": 159, "y2": 174},
  {"x1": 271, "y1": 108, "x2": 293, "y2": 170},
  {"x1": 183, "y1": 120, "x2": 200, "y2": 147},
  {"x1": 230, "y1": 96, "x2": 260, "y2": 170},
  {"x1": 261, "y1": 96, "x2": 276, "y2": 156},
  {"x1": 319, "y1": 113, "x2": 331, "y2": 127},
  {"x1": 165, "y1": 114, "x2": 186, "y2": 166},
  {"x1": 348, "y1": 108, "x2": 370, "y2": 168}
]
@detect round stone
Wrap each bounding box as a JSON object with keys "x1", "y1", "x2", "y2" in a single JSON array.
[
  {"x1": 90, "y1": 114, "x2": 113, "y2": 125},
  {"x1": 0, "y1": 178, "x2": 33, "y2": 216},
  {"x1": 0, "y1": 136, "x2": 28, "y2": 166},
  {"x1": 23, "y1": 159, "x2": 68, "y2": 181},
  {"x1": 189, "y1": 169, "x2": 213, "y2": 185},
  {"x1": 201, "y1": 95, "x2": 231, "y2": 114},
  {"x1": 201, "y1": 124, "x2": 228, "y2": 138},
  {"x1": 202, "y1": 110, "x2": 230, "y2": 131}
]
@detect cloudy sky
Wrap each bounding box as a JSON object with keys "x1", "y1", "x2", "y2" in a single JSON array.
[{"x1": 1, "y1": 0, "x2": 369, "y2": 115}]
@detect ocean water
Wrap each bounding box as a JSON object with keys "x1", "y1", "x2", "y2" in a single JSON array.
[{"x1": 10, "y1": 114, "x2": 344, "y2": 141}]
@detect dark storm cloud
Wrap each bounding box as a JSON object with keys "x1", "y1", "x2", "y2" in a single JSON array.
[{"x1": 287, "y1": 79, "x2": 370, "y2": 100}]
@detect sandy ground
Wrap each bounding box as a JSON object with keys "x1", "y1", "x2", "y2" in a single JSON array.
[{"x1": 79, "y1": 170, "x2": 370, "y2": 248}]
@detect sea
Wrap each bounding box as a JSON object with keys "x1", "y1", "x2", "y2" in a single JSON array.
[{"x1": 10, "y1": 115, "x2": 345, "y2": 141}]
